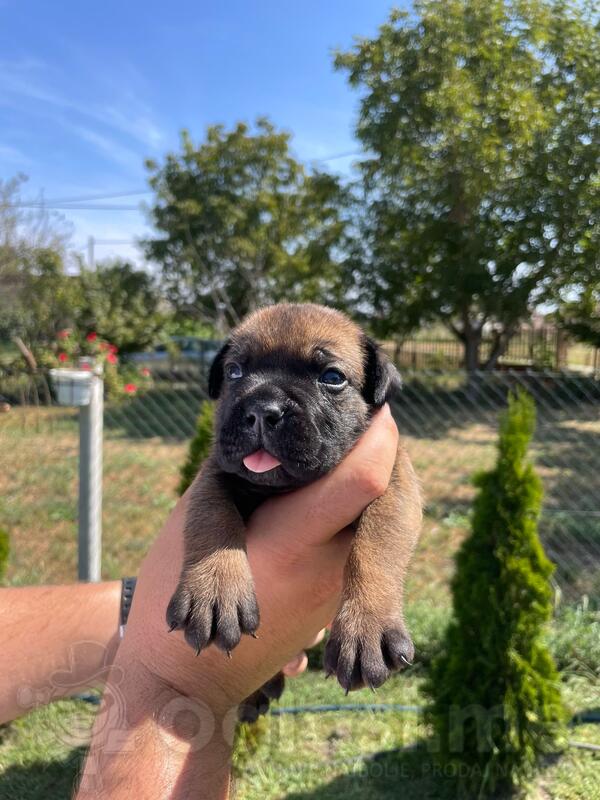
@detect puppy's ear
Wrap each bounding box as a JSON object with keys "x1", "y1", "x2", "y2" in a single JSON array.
[
  {"x1": 208, "y1": 341, "x2": 230, "y2": 399},
  {"x1": 362, "y1": 336, "x2": 402, "y2": 407}
]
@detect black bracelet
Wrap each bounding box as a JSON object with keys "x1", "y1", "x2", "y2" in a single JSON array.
[{"x1": 119, "y1": 577, "x2": 137, "y2": 639}]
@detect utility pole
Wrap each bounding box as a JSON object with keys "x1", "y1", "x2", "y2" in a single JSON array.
[
  {"x1": 78, "y1": 368, "x2": 103, "y2": 582},
  {"x1": 87, "y1": 236, "x2": 95, "y2": 270}
]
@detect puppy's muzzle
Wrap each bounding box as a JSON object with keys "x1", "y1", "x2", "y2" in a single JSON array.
[{"x1": 244, "y1": 399, "x2": 285, "y2": 433}]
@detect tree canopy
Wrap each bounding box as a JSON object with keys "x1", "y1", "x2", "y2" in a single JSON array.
[
  {"x1": 76, "y1": 260, "x2": 165, "y2": 353},
  {"x1": 0, "y1": 175, "x2": 72, "y2": 342},
  {"x1": 336, "y1": 0, "x2": 600, "y2": 369},
  {"x1": 144, "y1": 118, "x2": 349, "y2": 332},
  {"x1": 558, "y1": 283, "x2": 600, "y2": 349}
]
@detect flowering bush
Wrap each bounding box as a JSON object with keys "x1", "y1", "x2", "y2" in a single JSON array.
[{"x1": 38, "y1": 329, "x2": 152, "y2": 400}]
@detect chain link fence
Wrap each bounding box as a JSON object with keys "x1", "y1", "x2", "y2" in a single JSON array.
[{"x1": 1, "y1": 366, "x2": 599, "y2": 603}]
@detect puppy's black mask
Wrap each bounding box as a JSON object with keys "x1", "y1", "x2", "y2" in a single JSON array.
[{"x1": 207, "y1": 306, "x2": 401, "y2": 493}]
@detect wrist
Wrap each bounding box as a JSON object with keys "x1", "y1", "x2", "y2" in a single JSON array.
[{"x1": 79, "y1": 647, "x2": 234, "y2": 800}]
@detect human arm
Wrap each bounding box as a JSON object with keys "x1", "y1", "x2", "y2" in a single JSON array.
[{"x1": 0, "y1": 580, "x2": 122, "y2": 724}]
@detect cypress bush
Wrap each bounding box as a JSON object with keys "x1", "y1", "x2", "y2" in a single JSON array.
[
  {"x1": 178, "y1": 400, "x2": 215, "y2": 496},
  {"x1": 0, "y1": 528, "x2": 9, "y2": 583},
  {"x1": 425, "y1": 391, "x2": 565, "y2": 797}
]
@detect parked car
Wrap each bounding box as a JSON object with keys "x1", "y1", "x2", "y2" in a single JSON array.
[{"x1": 127, "y1": 337, "x2": 222, "y2": 370}]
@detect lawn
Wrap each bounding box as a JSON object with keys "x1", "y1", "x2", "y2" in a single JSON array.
[
  {"x1": 0, "y1": 673, "x2": 598, "y2": 799},
  {"x1": 1, "y1": 397, "x2": 599, "y2": 798}
]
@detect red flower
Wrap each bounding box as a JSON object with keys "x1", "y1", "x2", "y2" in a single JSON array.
[
  {"x1": 86, "y1": 332, "x2": 97, "y2": 342},
  {"x1": 140, "y1": 367, "x2": 151, "y2": 377},
  {"x1": 106, "y1": 353, "x2": 118, "y2": 365},
  {"x1": 58, "y1": 352, "x2": 68, "y2": 363},
  {"x1": 57, "y1": 329, "x2": 71, "y2": 340},
  {"x1": 108, "y1": 344, "x2": 118, "y2": 354},
  {"x1": 124, "y1": 383, "x2": 137, "y2": 394}
]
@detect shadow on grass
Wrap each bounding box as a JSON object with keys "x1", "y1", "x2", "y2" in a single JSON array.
[
  {"x1": 285, "y1": 744, "x2": 459, "y2": 800},
  {"x1": 0, "y1": 745, "x2": 85, "y2": 800}
]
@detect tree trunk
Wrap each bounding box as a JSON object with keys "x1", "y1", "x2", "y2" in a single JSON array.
[
  {"x1": 463, "y1": 332, "x2": 481, "y2": 372},
  {"x1": 484, "y1": 327, "x2": 515, "y2": 371}
]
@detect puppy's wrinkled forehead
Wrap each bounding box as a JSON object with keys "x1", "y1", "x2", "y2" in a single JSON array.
[{"x1": 230, "y1": 303, "x2": 365, "y2": 381}]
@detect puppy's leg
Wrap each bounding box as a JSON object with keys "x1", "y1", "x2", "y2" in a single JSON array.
[
  {"x1": 167, "y1": 453, "x2": 259, "y2": 654},
  {"x1": 238, "y1": 672, "x2": 286, "y2": 723},
  {"x1": 324, "y1": 445, "x2": 422, "y2": 691}
]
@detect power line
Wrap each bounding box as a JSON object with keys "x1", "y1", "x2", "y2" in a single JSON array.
[
  {"x1": 94, "y1": 238, "x2": 137, "y2": 245},
  {"x1": 313, "y1": 149, "x2": 362, "y2": 162},
  {"x1": 47, "y1": 189, "x2": 148, "y2": 203},
  {"x1": 22, "y1": 189, "x2": 149, "y2": 204},
  {"x1": 4, "y1": 149, "x2": 363, "y2": 212},
  {"x1": 9, "y1": 203, "x2": 141, "y2": 211}
]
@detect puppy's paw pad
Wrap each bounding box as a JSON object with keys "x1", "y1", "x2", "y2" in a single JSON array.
[
  {"x1": 166, "y1": 573, "x2": 260, "y2": 656},
  {"x1": 324, "y1": 616, "x2": 413, "y2": 693}
]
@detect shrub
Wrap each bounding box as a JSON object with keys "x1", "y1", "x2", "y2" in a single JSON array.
[
  {"x1": 425, "y1": 391, "x2": 566, "y2": 798},
  {"x1": 548, "y1": 602, "x2": 600, "y2": 677},
  {"x1": 178, "y1": 401, "x2": 215, "y2": 495},
  {"x1": 0, "y1": 528, "x2": 9, "y2": 583}
]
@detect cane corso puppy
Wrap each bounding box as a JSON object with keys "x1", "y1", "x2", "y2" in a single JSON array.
[{"x1": 167, "y1": 303, "x2": 422, "y2": 721}]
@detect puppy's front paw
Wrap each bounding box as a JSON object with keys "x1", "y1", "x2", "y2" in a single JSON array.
[
  {"x1": 324, "y1": 606, "x2": 414, "y2": 693},
  {"x1": 166, "y1": 552, "x2": 259, "y2": 655}
]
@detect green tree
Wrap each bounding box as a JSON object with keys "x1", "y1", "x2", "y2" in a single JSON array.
[
  {"x1": 178, "y1": 401, "x2": 215, "y2": 495},
  {"x1": 76, "y1": 260, "x2": 165, "y2": 354},
  {"x1": 558, "y1": 283, "x2": 600, "y2": 349},
  {"x1": 336, "y1": 0, "x2": 600, "y2": 370},
  {"x1": 0, "y1": 175, "x2": 72, "y2": 342},
  {"x1": 426, "y1": 391, "x2": 565, "y2": 797},
  {"x1": 17, "y1": 249, "x2": 81, "y2": 345},
  {"x1": 144, "y1": 118, "x2": 349, "y2": 332}
]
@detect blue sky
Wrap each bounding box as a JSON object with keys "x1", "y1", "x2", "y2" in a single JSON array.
[{"x1": 0, "y1": 0, "x2": 402, "y2": 265}]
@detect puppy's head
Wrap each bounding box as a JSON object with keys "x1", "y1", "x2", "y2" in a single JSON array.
[{"x1": 209, "y1": 303, "x2": 400, "y2": 489}]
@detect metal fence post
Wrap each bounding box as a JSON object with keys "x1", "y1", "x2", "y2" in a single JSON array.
[{"x1": 78, "y1": 370, "x2": 103, "y2": 581}]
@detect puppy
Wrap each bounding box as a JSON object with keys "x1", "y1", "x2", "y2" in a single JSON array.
[{"x1": 167, "y1": 303, "x2": 422, "y2": 720}]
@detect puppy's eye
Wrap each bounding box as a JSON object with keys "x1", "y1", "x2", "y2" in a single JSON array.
[
  {"x1": 226, "y1": 363, "x2": 243, "y2": 380},
  {"x1": 319, "y1": 368, "x2": 347, "y2": 386}
]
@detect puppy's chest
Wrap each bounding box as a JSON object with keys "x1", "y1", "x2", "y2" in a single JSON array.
[{"x1": 226, "y1": 474, "x2": 289, "y2": 523}]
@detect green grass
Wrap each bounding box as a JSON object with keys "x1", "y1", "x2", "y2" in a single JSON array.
[
  {"x1": 1, "y1": 405, "x2": 599, "y2": 798},
  {"x1": 0, "y1": 674, "x2": 598, "y2": 800}
]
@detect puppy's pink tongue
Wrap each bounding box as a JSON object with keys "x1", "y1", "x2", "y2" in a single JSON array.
[{"x1": 243, "y1": 450, "x2": 282, "y2": 473}]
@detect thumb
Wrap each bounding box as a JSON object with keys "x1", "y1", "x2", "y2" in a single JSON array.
[{"x1": 248, "y1": 404, "x2": 399, "y2": 551}]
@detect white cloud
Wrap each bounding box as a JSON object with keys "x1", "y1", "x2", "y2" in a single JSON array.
[
  {"x1": 0, "y1": 142, "x2": 33, "y2": 167},
  {"x1": 61, "y1": 120, "x2": 144, "y2": 173},
  {"x1": 0, "y1": 58, "x2": 166, "y2": 153}
]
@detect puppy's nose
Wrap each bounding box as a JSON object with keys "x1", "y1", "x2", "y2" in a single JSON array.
[{"x1": 245, "y1": 401, "x2": 285, "y2": 431}]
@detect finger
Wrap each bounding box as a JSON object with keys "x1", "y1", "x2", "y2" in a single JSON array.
[
  {"x1": 249, "y1": 404, "x2": 398, "y2": 549},
  {"x1": 306, "y1": 628, "x2": 326, "y2": 649},
  {"x1": 282, "y1": 652, "x2": 308, "y2": 677}
]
